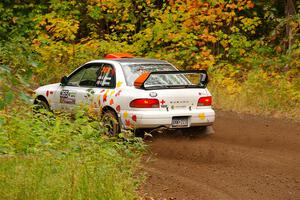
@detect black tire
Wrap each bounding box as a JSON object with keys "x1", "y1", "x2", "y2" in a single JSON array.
[
  {"x1": 134, "y1": 129, "x2": 147, "y2": 138},
  {"x1": 33, "y1": 99, "x2": 50, "y2": 113},
  {"x1": 102, "y1": 110, "x2": 120, "y2": 136}
]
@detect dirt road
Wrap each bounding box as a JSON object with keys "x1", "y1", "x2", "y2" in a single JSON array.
[{"x1": 140, "y1": 111, "x2": 300, "y2": 200}]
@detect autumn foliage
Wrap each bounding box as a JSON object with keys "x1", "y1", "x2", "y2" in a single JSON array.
[{"x1": 0, "y1": 0, "x2": 300, "y2": 118}]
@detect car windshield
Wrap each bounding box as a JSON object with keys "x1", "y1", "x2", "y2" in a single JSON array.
[{"x1": 122, "y1": 64, "x2": 196, "y2": 87}]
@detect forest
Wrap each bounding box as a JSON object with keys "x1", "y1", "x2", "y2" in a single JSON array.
[{"x1": 0, "y1": 0, "x2": 299, "y2": 199}]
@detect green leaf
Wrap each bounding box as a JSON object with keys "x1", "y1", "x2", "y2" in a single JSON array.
[
  {"x1": 0, "y1": 116, "x2": 4, "y2": 126},
  {"x1": 19, "y1": 92, "x2": 31, "y2": 103},
  {"x1": 4, "y1": 91, "x2": 14, "y2": 105},
  {"x1": 0, "y1": 100, "x2": 4, "y2": 110}
]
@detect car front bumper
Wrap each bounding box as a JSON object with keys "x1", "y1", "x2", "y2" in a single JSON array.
[{"x1": 120, "y1": 108, "x2": 215, "y2": 129}]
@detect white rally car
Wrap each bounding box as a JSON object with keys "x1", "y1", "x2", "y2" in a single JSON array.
[{"x1": 34, "y1": 54, "x2": 215, "y2": 135}]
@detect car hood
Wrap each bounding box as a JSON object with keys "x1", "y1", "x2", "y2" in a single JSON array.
[{"x1": 35, "y1": 83, "x2": 60, "y2": 93}]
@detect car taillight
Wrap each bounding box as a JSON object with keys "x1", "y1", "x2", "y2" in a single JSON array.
[
  {"x1": 198, "y1": 96, "x2": 212, "y2": 106},
  {"x1": 130, "y1": 99, "x2": 159, "y2": 108}
]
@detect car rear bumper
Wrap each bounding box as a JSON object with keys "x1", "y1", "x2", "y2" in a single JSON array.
[{"x1": 119, "y1": 108, "x2": 215, "y2": 129}]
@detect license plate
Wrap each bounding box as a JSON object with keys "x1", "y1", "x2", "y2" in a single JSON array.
[{"x1": 172, "y1": 117, "x2": 189, "y2": 128}]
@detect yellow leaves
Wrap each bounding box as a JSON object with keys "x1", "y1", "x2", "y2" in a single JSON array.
[
  {"x1": 200, "y1": 33, "x2": 218, "y2": 43},
  {"x1": 239, "y1": 49, "x2": 246, "y2": 56},
  {"x1": 12, "y1": 17, "x2": 17, "y2": 24},
  {"x1": 191, "y1": 48, "x2": 215, "y2": 70},
  {"x1": 246, "y1": 1, "x2": 255, "y2": 9},
  {"x1": 45, "y1": 17, "x2": 79, "y2": 41},
  {"x1": 222, "y1": 78, "x2": 242, "y2": 94},
  {"x1": 201, "y1": 49, "x2": 211, "y2": 57},
  {"x1": 240, "y1": 17, "x2": 261, "y2": 33},
  {"x1": 226, "y1": 3, "x2": 237, "y2": 10},
  {"x1": 230, "y1": 26, "x2": 240, "y2": 33},
  {"x1": 274, "y1": 46, "x2": 283, "y2": 53},
  {"x1": 200, "y1": 28, "x2": 218, "y2": 43}
]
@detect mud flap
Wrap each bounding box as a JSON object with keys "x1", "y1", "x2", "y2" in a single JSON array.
[{"x1": 204, "y1": 125, "x2": 215, "y2": 135}]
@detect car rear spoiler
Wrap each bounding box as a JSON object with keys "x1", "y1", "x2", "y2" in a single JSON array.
[{"x1": 134, "y1": 70, "x2": 208, "y2": 89}]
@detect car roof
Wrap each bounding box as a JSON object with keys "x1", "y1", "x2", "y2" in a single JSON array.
[
  {"x1": 112, "y1": 58, "x2": 169, "y2": 64},
  {"x1": 88, "y1": 58, "x2": 170, "y2": 65}
]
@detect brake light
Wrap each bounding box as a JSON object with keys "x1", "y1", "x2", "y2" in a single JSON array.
[
  {"x1": 130, "y1": 99, "x2": 159, "y2": 108},
  {"x1": 198, "y1": 96, "x2": 212, "y2": 106}
]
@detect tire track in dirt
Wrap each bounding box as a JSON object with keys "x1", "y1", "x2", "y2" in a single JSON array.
[{"x1": 140, "y1": 111, "x2": 300, "y2": 200}]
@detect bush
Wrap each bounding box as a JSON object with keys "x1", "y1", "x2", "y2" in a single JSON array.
[
  {"x1": 209, "y1": 66, "x2": 300, "y2": 120},
  {"x1": 0, "y1": 108, "x2": 145, "y2": 200}
]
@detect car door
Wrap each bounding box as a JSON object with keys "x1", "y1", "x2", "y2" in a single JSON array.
[
  {"x1": 74, "y1": 63, "x2": 103, "y2": 108},
  {"x1": 74, "y1": 63, "x2": 117, "y2": 114},
  {"x1": 91, "y1": 63, "x2": 117, "y2": 112},
  {"x1": 53, "y1": 63, "x2": 102, "y2": 111}
]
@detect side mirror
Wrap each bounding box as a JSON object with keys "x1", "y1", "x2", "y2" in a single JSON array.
[{"x1": 60, "y1": 76, "x2": 68, "y2": 86}]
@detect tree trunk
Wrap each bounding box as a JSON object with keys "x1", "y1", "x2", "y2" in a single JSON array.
[{"x1": 285, "y1": 0, "x2": 297, "y2": 49}]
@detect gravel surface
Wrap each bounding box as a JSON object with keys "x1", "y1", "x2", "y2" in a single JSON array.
[{"x1": 140, "y1": 110, "x2": 300, "y2": 200}]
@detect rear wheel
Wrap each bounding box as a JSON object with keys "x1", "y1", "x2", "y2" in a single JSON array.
[{"x1": 102, "y1": 110, "x2": 120, "y2": 136}]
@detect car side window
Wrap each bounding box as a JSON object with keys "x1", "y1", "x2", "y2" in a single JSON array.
[
  {"x1": 79, "y1": 66, "x2": 100, "y2": 87},
  {"x1": 67, "y1": 68, "x2": 86, "y2": 86},
  {"x1": 96, "y1": 64, "x2": 116, "y2": 88},
  {"x1": 66, "y1": 64, "x2": 101, "y2": 87}
]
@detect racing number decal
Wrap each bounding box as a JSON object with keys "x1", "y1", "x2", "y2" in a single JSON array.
[
  {"x1": 60, "y1": 90, "x2": 76, "y2": 104},
  {"x1": 96, "y1": 66, "x2": 113, "y2": 87}
]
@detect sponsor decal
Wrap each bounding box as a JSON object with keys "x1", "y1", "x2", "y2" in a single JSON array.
[
  {"x1": 198, "y1": 113, "x2": 206, "y2": 120},
  {"x1": 46, "y1": 90, "x2": 53, "y2": 97},
  {"x1": 116, "y1": 81, "x2": 123, "y2": 88},
  {"x1": 160, "y1": 99, "x2": 168, "y2": 108},
  {"x1": 123, "y1": 111, "x2": 128, "y2": 118},
  {"x1": 96, "y1": 66, "x2": 112, "y2": 87},
  {"x1": 60, "y1": 90, "x2": 76, "y2": 104},
  {"x1": 115, "y1": 90, "x2": 122, "y2": 97},
  {"x1": 109, "y1": 99, "x2": 114, "y2": 105},
  {"x1": 103, "y1": 93, "x2": 107, "y2": 102},
  {"x1": 125, "y1": 119, "x2": 131, "y2": 127},
  {"x1": 132, "y1": 115, "x2": 137, "y2": 122},
  {"x1": 170, "y1": 100, "x2": 189, "y2": 104},
  {"x1": 110, "y1": 90, "x2": 115, "y2": 95},
  {"x1": 116, "y1": 105, "x2": 121, "y2": 112}
]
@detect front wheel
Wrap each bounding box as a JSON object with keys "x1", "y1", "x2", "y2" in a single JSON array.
[
  {"x1": 33, "y1": 99, "x2": 50, "y2": 113},
  {"x1": 102, "y1": 110, "x2": 120, "y2": 136}
]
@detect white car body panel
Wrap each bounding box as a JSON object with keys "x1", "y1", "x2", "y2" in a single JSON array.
[{"x1": 34, "y1": 59, "x2": 215, "y2": 130}]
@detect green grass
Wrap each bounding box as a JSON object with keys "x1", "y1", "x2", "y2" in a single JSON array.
[
  {"x1": 0, "y1": 108, "x2": 145, "y2": 200},
  {"x1": 209, "y1": 69, "x2": 300, "y2": 121}
]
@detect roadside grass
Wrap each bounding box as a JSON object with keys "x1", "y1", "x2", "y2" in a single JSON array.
[
  {"x1": 209, "y1": 69, "x2": 300, "y2": 121},
  {"x1": 0, "y1": 108, "x2": 146, "y2": 200}
]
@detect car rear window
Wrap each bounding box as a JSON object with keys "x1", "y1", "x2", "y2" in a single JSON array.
[{"x1": 122, "y1": 64, "x2": 177, "y2": 86}]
